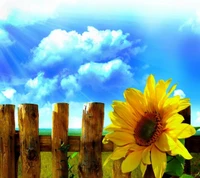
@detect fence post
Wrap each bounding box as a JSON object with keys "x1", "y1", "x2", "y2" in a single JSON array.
[
  {"x1": 18, "y1": 104, "x2": 40, "y2": 178},
  {"x1": 179, "y1": 106, "x2": 191, "y2": 175},
  {"x1": 52, "y1": 103, "x2": 69, "y2": 178},
  {"x1": 112, "y1": 156, "x2": 131, "y2": 178},
  {"x1": 78, "y1": 102, "x2": 104, "y2": 178},
  {"x1": 0, "y1": 104, "x2": 15, "y2": 178}
]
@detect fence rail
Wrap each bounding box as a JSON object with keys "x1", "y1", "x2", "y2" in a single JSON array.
[{"x1": 0, "y1": 103, "x2": 199, "y2": 178}]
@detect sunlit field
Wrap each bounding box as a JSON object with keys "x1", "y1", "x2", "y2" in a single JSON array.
[
  {"x1": 17, "y1": 152, "x2": 200, "y2": 178},
  {"x1": 16, "y1": 129, "x2": 200, "y2": 178}
]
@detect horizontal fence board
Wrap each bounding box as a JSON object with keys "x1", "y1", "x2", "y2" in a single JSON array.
[
  {"x1": 14, "y1": 132, "x2": 198, "y2": 153},
  {"x1": 15, "y1": 133, "x2": 114, "y2": 152}
]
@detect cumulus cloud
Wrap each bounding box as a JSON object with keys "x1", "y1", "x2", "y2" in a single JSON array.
[
  {"x1": 179, "y1": 12, "x2": 200, "y2": 34},
  {"x1": 78, "y1": 59, "x2": 133, "y2": 90},
  {"x1": 0, "y1": 28, "x2": 13, "y2": 46},
  {"x1": 30, "y1": 26, "x2": 145, "y2": 72},
  {"x1": 0, "y1": 0, "x2": 74, "y2": 26},
  {"x1": 173, "y1": 89, "x2": 186, "y2": 98},
  {"x1": 24, "y1": 72, "x2": 58, "y2": 102},
  {"x1": 61, "y1": 75, "x2": 80, "y2": 97},
  {"x1": 1, "y1": 88, "x2": 16, "y2": 99}
]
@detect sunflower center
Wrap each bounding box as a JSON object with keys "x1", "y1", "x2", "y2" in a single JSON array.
[{"x1": 134, "y1": 111, "x2": 163, "y2": 146}]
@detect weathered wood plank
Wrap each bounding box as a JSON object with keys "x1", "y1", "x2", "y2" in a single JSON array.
[
  {"x1": 78, "y1": 102, "x2": 104, "y2": 178},
  {"x1": 18, "y1": 104, "x2": 40, "y2": 178},
  {"x1": 0, "y1": 105, "x2": 15, "y2": 178},
  {"x1": 51, "y1": 103, "x2": 69, "y2": 178}
]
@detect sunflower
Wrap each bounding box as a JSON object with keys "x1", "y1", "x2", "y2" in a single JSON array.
[{"x1": 103, "y1": 74, "x2": 196, "y2": 178}]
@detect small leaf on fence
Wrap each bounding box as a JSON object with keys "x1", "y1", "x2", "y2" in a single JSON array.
[
  {"x1": 70, "y1": 152, "x2": 78, "y2": 159},
  {"x1": 180, "y1": 174, "x2": 194, "y2": 178}
]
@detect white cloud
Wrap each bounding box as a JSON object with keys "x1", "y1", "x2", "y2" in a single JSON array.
[
  {"x1": 78, "y1": 59, "x2": 133, "y2": 90},
  {"x1": 179, "y1": 12, "x2": 200, "y2": 34},
  {"x1": 24, "y1": 72, "x2": 58, "y2": 102},
  {"x1": 192, "y1": 111, "x2": 200, "y2": 126},
  {"x1": 1, "y1": 88, "x2": 16, "y2": 99},
  {"x1": 0, "y1": 0, "x2": 74, "y2": 26},
  {"x1": 0, "y1": 28, "x2": 13, "y2": 46},
  {"x1": 30, "y1": 26, "x2": 144, "y2": 71},
  {"x1": 39, "y1": 102, "x2": 52, "y2": 128},
  {"x1": 173, "y1": 89, "x2": 186, "y2": 99},
  {"x1": 61, "y1": 75, "x2": 80, "y2": 97}
]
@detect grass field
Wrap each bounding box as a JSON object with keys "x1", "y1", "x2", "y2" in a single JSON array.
[
  {"x1": 16, "y1": 129, "x2": 200, "y2": 177},
  {"x1": 17, "y1": 152, "x2": 200, "y2": 178}
]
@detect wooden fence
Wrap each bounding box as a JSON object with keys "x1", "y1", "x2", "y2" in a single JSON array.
[{"x1": 0, "y1": 102, "x2": 199, "y2": 178}]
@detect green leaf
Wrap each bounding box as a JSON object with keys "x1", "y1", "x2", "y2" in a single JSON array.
[
  {"x1": 194, "y1": 126, "x2": 200, "y2": 131},
  {"x1": 70, "y1": 152, "x2": 78, "y2": 159},
  {"x1": 165, "y1": 155, "x2": 185, "y2": 176},
  {"x1": 180, "y1": 174, "x2": 194, "y2": 178}
]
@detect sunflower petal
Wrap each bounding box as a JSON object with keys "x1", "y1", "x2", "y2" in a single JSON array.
[
  {"x1": 121, "y1": 150, "x2": 142, "y2": 173},
  {"x1": 176, "y1": 98, "x2": 190, "y2": 112},
  {"x1": 155, "y1": 79, "x2": 172, "y2": 108},
  {"x1": 124, "y1": 88, "x2": 146, "y2": 117},
  {"x1": 155, "y1": 132, "x2": 176, "y2": 152},
  {"x1": 112, "y1": 101, "x2": 137, "y2": 127},
  {"x1": 151, "y1": 145, "x2": 167, "y2": 178},
  {"x1": 140, "y1": 162, "x2": 147, "y2": 177},
  {"x1": 169, "y1": 140, "x2": 192, "y2": 159},
  {"x1": 142, "y1": 146, "x2": 151, "y2": 165},
  {"x1": 145, "y1": 74, "x2": 156, "y2": 95},
  {"x1": 111, "y1": 144, "x2": 133, "y2": 160},
  {"x1": 104, "y1": 123, "x2": 134, "y2": 135},
  {"x1": 168, "y1": 123, "x2": 196, "y2": 139},
  {"x1": 104, "y1": 132, "x2": 135, "y2": 146},
  {"x1": 103, "y1": 153, "x2": 112, "y2": 166},
  {"x1": 166, "y1": 84, "x2": 177, "y2": 98},
  {"x1": 164, "y1": 114, "x2": 184, "y2": 128}
]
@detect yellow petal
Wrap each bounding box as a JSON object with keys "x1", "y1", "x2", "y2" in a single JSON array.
[
  {"x1": 176, "y1": 98, "x2": 190, "y2": 112},
  {"x1": 104, "y1": 123, "x2": 134, "y2": 135},
  {"x1": 142, "y1": 146, "x2": 151, "y2": 165},
  {"x1": 111, "y1": 145, "x2": 133, "y2": 160},
  {"x1": 166, "y1": 83, "x2": 177, "y2": 98},
  {"x1": 140, "y1": 162, "x2": 147, "y2": 177},
  {"x1": 151, "y1": 145, "x2": 167, "y2": 178},
  {"x1": 168, "y1": 123, "x2": 196, "y2": 139},
  {"x1": 121, "y1": 150, "x2": 142, "y2": 173},
  {"x1": 164, "y1": 114, "x2": 184, "y2": 128},
  {"x1": 155, "y1": 132, "x2": 176, "y2": 152},
  {"x1": 124, "y1": 88, "x2": 146, "y2": 117},
  {"x1": 145, "y1": 74, "x2": 156, "y2": 95},
  {"x1": 162, "y1": 96, "x2": 180, "y2": 122},
  {"x1": 109, "y1": 111, "x2": 135, "y2": 132},
  {"x1": 103, "y1": 153, "x2": 112, "y2": 166},
  {"x1": 169, "y1": 140, "x2": 192, "y2": 160},
  {"x1": 112, "y1": 101, "x2": 137, "y2": 127},
  {"x1": 155, "y1": 79, "x2": 172, "y2": 108},
  {"x1": 105, "y1": 132, "x2": 135, "y2": 146}
]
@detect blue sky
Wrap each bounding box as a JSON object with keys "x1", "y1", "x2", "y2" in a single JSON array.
[{"x1": 0, "y1": 0, "x2": 200, "y2": 128}]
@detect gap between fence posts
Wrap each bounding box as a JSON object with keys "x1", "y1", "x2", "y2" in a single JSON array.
[
  {"x1": 18, "y1": 104, "x2": 41, "y2": 178},
  {"x1": 78, "y1": 102, "x2": 104, "y2": 178},
  {"x1": 51, "y1": 103, "x2": 69, "y2": 178},
  {"x1": 0, "y1": 104, "x2": 15, "y2": 178}
]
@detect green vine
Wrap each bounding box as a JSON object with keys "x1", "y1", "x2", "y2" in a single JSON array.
[{"x1": 59, "y1": 142, "x2": 78, "y2": 178}]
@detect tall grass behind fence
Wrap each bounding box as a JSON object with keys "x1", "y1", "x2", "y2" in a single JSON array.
[{"x1": 0, "y1": 102, "x2": 199, "y2": 178}]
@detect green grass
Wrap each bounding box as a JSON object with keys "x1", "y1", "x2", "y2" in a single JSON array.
[
  {"x1": 17, "y1": 129, "x2": 200, "y2": 177},
  {"x1": 17, "y1": 152, "x2": 200, "y2": 178}
]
